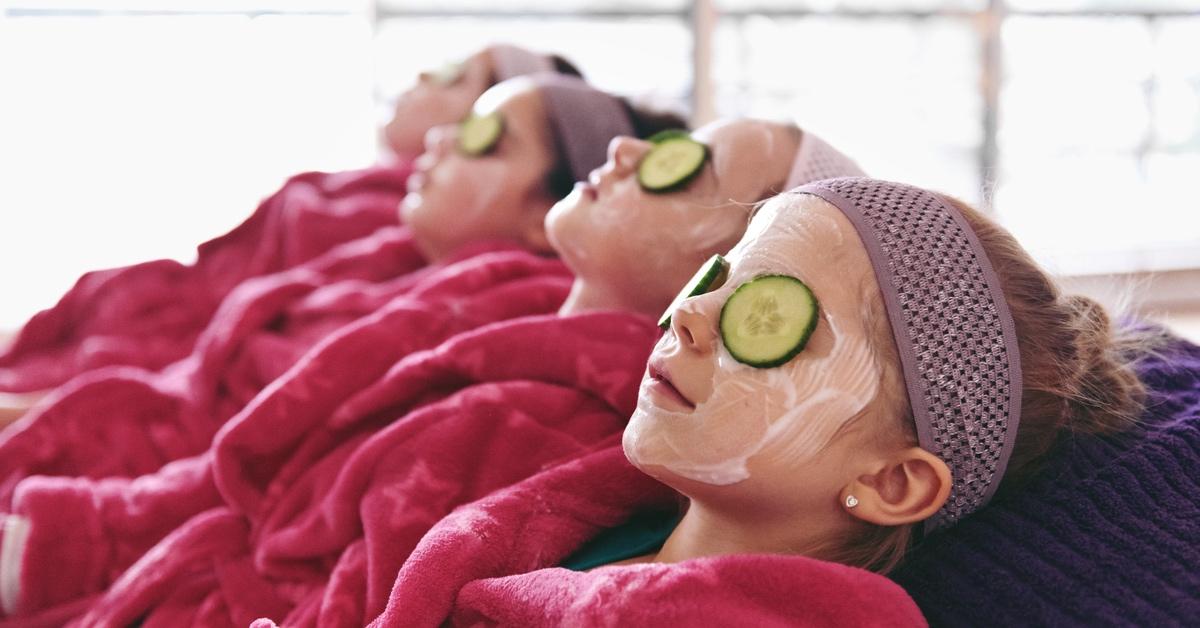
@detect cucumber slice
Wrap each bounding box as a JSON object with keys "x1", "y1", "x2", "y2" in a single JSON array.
[
  {"x1": 645, "y1": 128, "x2": 691, "y2": 145},
  {"x1": 719, "y1": 275, "x2": 819, "y2": 368},
  {"x1": 458, "y1": 112, "x2": 504, "y2": 156},
  {"x1": 427, "y1": 61, "x2": 465, "y2": 86},
  {"x1": 637, "y1": 137, "x2": 708, "y2": 193},
  {"x1": 658, "y1": 254, "x2": 730, "y2": 330}
]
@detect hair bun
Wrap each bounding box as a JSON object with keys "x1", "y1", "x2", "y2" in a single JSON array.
[{"x1": 1059, "y1": 294, "x2": 1148, "y2": 435}]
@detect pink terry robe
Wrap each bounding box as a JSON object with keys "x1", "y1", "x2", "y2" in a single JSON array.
[
  {"x1": 0, "y1": 243, "x2": 571, "y2": 510},
  {"x1": 278, "y1": 445, "x2": 924, "y2": 627},
  {"x1": 0, "y1": 163, "x2": 412, "y2": 394},
  {"x1": 1, "y1": 312, "x2": 658, "y2": 626},
  {"x1": 0, "y1": 135, "x2": 876, "y2": 626}
]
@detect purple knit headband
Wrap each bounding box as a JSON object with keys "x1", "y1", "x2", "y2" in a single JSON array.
[
  {"x1": 531, "y1": 74, "x2": 635, "y2": 183},
  {"x1": 491, "y1": 44, "x2": 555, "y2": 81},
  {"x1": 784, "y1": 131, "x2": 865, "y2": 188},
  {"x1": 793, "y1": 177, "x2": 1023, "y2": 530}
]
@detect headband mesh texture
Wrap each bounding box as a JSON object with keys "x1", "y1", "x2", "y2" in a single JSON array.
[
  {"x1": 533, "y1": 74, "x2": 635, "y2": 183},
  {"x1": 794, "y1": 177, "x2": 1023, "y2": 529},
  {"x1": 784, "y1": 131, "x2": 865, "y2": 188},
  {"x1": 491, "y1": 44, "x2": 554, "y2": 80}
]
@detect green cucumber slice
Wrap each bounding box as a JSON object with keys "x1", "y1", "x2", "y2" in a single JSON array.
[
  {"x1": 645, "y1": 128, "x2": 691, "y2": 145},
  {"x1": 658, "y1": 254, "x2": 729, "y2": 330},
  {"x1": 719, "y1": 275, "x2": 818, "y2": 368},
  {"x1": 637, "y1": 136, "x2": 708, "y2": 193},
  {"x1": 426, "y1": 61, "x2": 465, "y2": 86},
  {"x1": 458, "y1": 112, "x2": 504, "y2": 156}
]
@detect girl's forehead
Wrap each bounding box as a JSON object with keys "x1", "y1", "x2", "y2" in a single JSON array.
[
  {"x1": 730, "y1": 195, "x2": 861, "y2": 281},
  {"x1": 472, "y1": 78, "x2": 537, "y2": 116},
  {"x1": 694, "y1": 121, "x2": 763, "y2": 171},
  {"x1": 738, "y1": 195, "x2": 837, "y2": 252}
]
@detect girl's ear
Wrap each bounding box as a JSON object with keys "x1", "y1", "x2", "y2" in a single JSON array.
[{"x1": 840, "y1": 447, "x2": 951, "y2": 526}]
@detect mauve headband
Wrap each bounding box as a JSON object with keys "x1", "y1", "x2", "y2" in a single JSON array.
[
  {"x1": 531, "y1": 74, "x2": 636, "y2": 183},
  {"x1": 792, "y1": 177, "x2": 1023, "y2": 530},
  {"x1": 784, "y1": 131, "x2": 865, "y2": 188},
  {"x1": 491, "y1": 44, "x2": 555, "y2": 81}
]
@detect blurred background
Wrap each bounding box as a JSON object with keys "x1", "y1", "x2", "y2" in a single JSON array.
[{"x1": 1, "y1": 0, "x2": 1198, "y2": 339}]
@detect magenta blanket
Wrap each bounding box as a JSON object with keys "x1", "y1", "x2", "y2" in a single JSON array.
[
  {"x1": 0, "y1": 163, "x2": 412, "y2": 393},
  {"x1": 2, "y1": 312, "x2": 656, "y2": 625},
  {"x1": 0, "y1": 242, "x2": 570, "y2": 508}
]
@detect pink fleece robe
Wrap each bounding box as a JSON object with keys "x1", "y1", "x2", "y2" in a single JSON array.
[
  {"x1": 0, "y1": 244, "x2": 573, "y2": 618},
  {"x1": 0, "y1": 147, "x2": 885, "y2": 625},
  {"x1": 0, "y1": 237, "x2": 569, "y2": 508},
  {"x1": 1, "y1": 311, "x2": 658, "y2": 626},
  {"x1": 0, "y1": 163, "x2": 412, "y2": 394},
  {"x1": 294, "y1": 445, "x2": 923, "y2": 627}
]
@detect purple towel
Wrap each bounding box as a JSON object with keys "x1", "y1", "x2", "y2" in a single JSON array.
[{"x1": 893, "y1": 327, "x2": 1200, "y2": 626}]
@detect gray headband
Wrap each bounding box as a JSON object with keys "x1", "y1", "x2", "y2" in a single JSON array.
[
  {"x1": 794, "y1": 177, "x2": 1023, "y2": 530},
  {"x1": 532, "y1": 74, "x2": 636, "y2": 183},
  {"x1": 490, "y1": 44, "x2": 555, "y2": 81}
]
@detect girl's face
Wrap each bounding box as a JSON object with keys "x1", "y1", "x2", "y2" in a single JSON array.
[
  {"x1": 401, "y1": 78, "x2": 559, "y2": 262},
  {"x1": 545, "y1": 119, "x2": 799, "y2": 317},
  {"x1": 384, "y1": 51, "x2": 494, "y2": 159},
  {"x1": 623, "y1": 193, "x2": 906, "y2": 511}
]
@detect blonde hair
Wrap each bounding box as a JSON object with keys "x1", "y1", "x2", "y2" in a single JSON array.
[{"x1": 838, "y1": 195, "x2": 1165, "y2": 574}]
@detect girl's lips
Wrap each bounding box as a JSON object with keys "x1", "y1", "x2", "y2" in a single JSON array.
[
  {"x1": 574, "y1": 180, "x2": 597, "y2": 201},
  {"x1": 406, "y1": 171, "x2": 426, "y2": 194},
  {"x1": 646, "y1": 360, "x2": 695, "y2": 411}
]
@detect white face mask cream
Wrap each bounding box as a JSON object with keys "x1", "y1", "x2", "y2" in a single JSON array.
[
  {"x1": 623, "y1": 194, "x2": 884, "y2": 485},
  {"x1": 546, "y1": 120, "x2": 801, "y2": 317}
]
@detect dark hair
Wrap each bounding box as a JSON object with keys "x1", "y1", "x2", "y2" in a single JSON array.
[
  {"x1": 621, "y1": 100, "x2": 690, "y2": 142},
  {"x1": 485, "y1": 51, "x2": 585, "y2": 88},
  {"x1": 544, "y1": 100, "x2": 689, "y2": 199},
  {"x1": 549, "y1": 54, "x2": 585, "y2": 80}
]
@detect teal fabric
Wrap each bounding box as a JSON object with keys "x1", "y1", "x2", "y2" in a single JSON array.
[{"x1": 561, "y1": 510, "x2": 679, "y2": 571}]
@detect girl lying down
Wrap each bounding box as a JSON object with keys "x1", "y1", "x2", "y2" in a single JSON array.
[
  {"x1": 0, "y1": 122, "x2": 864, "y2": 623},
  {"x1": 0, "y1": 44, "x2": 570, "y2": 399},
  {"x1": 0, "y1": 73, "x2": 680, "y2": 505},
  {"x1": 383, "y1": 44, "x2": 584, "y2": 161},
  {"x1": 337, "y1": 178, "x2": 1152, "y2": 626}
]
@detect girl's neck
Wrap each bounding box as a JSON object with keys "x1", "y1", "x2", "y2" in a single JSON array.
[
  {"x1": 652, "y1": 499, "x2": 842, "y2": 564},
  {"x1": 559, "y1": 278, "x2": 653, "y2": 318}
]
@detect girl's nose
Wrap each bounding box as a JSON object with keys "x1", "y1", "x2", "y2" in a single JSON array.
[
  {"x1": 423, "y1": 123, "x2": 458, "y2": 158},
  {"x1": 670, "y1": 296, "x2": 719, "y2": 356},
  {"x1": 607, "y1": 136, "x2": 651, "y2": 177}
]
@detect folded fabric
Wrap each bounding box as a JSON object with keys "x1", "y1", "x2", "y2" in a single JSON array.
[
  {"x1": 0, "y1": 241, "x2": 567, "y2": 509},
  {"x1": 0, "y1": 163, "x2": 411, "y2": 393},
  {"x1": 11, "y1": 312, "x2": 657, "y2": 626},
  {"x1": 353, "y1": 445, "x2": 925, "y2": 628},
  {"x1": 893, "y1": 330, "x2": 1200, "y2": 626}
]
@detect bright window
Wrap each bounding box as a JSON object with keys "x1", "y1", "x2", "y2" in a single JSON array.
[
  {"x1": 0, "y1": 2, "x2": 376, "y2": 329},
  {"x1": 3, "y1": 0, "x2": 1199, "y2": 331}
]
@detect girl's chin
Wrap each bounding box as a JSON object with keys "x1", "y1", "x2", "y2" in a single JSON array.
[{"x1": 399, "y1": 194, "x2": 423, "y2": 221}]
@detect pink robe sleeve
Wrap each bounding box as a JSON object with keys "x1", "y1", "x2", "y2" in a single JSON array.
[{"x1": 0, "y1": 163, "x2": 411, "y2": 393}]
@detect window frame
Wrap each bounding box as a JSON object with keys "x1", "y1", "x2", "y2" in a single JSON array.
[{"x1": 7, "y1": 0, "x2": 1199, "y2": 298}]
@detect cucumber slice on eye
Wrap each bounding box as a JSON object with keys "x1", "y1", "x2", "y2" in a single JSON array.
[
  {"x1": 719, "y1": 275, "x2": 819, "y2": 368},
  {"x1": 645, "y1": 128, "x2": 691, "y2": 145},
  {"x1": 637, "y1": 136, "x2": 708, "y2": 193},
  {"x1": 658, "y1": 254, "x2": 729, "y2": 330},
  {"x1": 458, "y1": 112, "x2": 504, "y2": 156},
  {"x1": 428, "y1": 61, "x2": 465, "y2": 86}
]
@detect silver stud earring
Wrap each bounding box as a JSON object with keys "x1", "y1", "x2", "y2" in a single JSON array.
[{"x1": 845, "y1": 494, "x2": 859, "y2": 509}]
